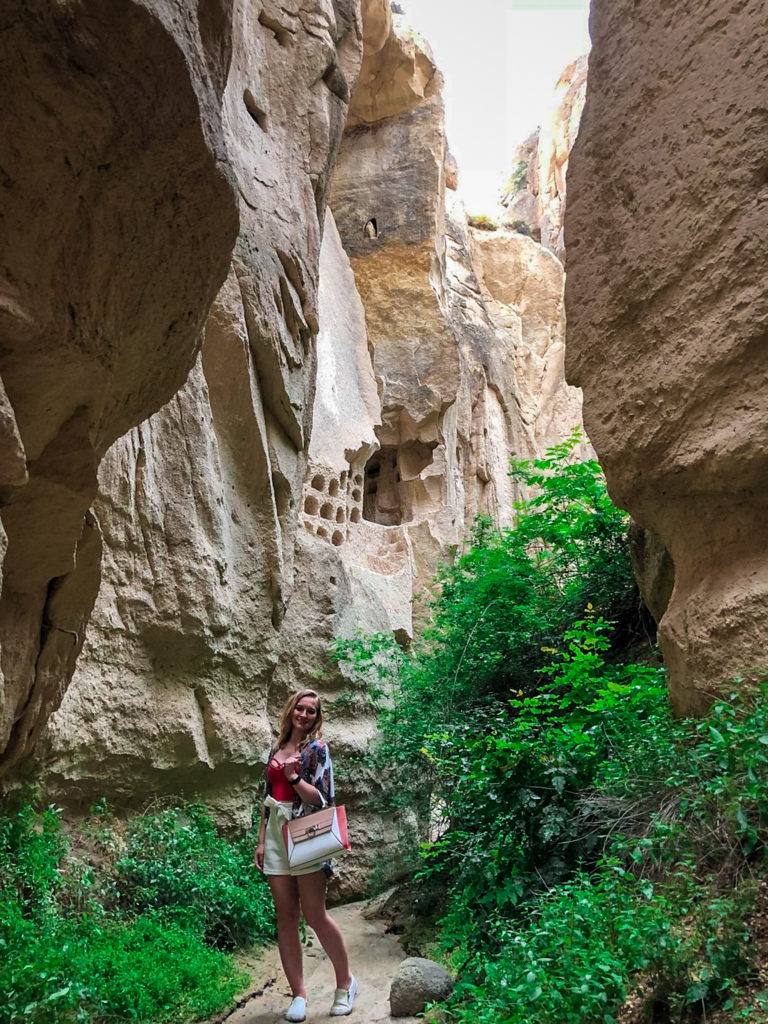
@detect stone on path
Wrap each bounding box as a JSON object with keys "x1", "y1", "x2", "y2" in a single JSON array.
[
  {"x1": 226, "y1": 902, "x2": 421, "y2": 1024},
  {"x1": 389, "y1": 957, "x2": 454, "y2": 1017}
]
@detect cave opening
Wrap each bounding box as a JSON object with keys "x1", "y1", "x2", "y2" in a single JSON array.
[{"x1": 362, "y1": 442, "x2": 436, "y2": 525}]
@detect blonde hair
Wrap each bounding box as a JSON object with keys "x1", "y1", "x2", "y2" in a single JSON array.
[{"x1": 275, "y1": 689, "x2": 324, "y2": 751}]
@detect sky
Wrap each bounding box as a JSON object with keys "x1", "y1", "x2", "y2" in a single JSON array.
[{"x1": 400, "y1": 0, "x2": 592, "y2": 213}]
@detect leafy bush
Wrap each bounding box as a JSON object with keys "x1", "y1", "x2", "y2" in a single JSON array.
[
  {"x1": 467, "y1": 213, "x2": 499, "y2": 231},
  {"x1": 335, "y1": 433, "x2": 641, "y2": 817},
  {"x1": 0, "y1": 797, "x2": 272, "y2": 1024},
  {"x1": 333, "y1": 433, "x2": 767, "y2": 1021},
  {"x1": 115, "y1": 803, "x2": 273, "y2": 949}
]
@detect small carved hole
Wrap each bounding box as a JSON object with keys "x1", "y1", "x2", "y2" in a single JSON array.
[
  {"x1": 350, "y1": 507, "x2": 361, "y2": 523},
  {"x1": 352, "y1": 488, "x2": 362, "y2": 502},
  {"x1": 336, "y1": 507, "x2": 345, "y2": 523},
  {"x1": 331, "y1": 530, "x2": 344, "y2": 547},
  {"x1": 329, "y1": 479, "x2": 339, "y2": 497},
  {"x1": 317, "y1": 526, "x2": 328, "y2": 539},
  {"x1": 304, "y1": 495, "x2": 319, "y2": 515},
  {"x1": 320, "y1": 502, "x2": 333, "y2": 520},
  {"x1": 311, "y1": 474, "x2": 325, "y2": 491},
  {"x1": 364, "y1": 218, "x2": 378, "y2": 239}
]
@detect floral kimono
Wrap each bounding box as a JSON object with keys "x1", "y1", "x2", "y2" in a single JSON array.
[{"x1": 263, "y1": 737, "x2": 336, "y2": 876}]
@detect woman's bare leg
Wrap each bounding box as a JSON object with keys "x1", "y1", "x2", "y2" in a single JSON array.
[
  {"x1": 268, "y1": 875, "x2": 305, "y2": 997},
  {"x1": 297, "y1": 871, "x2": 352, "y2": 989}
]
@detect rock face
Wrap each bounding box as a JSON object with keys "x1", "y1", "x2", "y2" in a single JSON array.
[
  {"x1": 501, "y1": 55, "x2": 588, "y2": 261},
  {"x1": 565, "y1": 0, "x2": 768, "y2": 712},
  {"x1": 330, "y1": 11, "x2": 586, "y2": 611},
  {"x1": 0, "y1": 0, "x2": 241, "y2": 775}
]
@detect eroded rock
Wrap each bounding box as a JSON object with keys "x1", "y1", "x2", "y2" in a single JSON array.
[
  {"x1": 501, "y1": 55, "x2": 587, "y2": 261},
  {"x1": 390, "y1": 957, "x2": 453, "y2": 1017},
  {"x1": 565, "y1": 0, "x2": 768, "y2": 711},
  {"x1": 0, "y1": 0, "x2": 240, "y2": 774}
]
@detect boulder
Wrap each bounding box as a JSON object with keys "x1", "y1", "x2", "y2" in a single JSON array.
[{"x1": 390, "y1": 957, "x2": 453, "y2": 1017}]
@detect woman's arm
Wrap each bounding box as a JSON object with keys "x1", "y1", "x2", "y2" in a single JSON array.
[
  {"x1": 283, "y1": 754, "x2": 324, "y2": 806},
  {"x1": 254, "y1": 805, "x2": 267, "y2": 870}
]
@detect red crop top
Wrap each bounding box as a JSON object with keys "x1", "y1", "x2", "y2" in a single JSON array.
[{"x1": 268, "y1": 759, "x2": 297, "y2": 801}]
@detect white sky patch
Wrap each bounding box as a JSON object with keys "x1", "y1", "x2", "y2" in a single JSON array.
[{"x1": 400, "y1": 0, "x2": 591, "y2": 213}]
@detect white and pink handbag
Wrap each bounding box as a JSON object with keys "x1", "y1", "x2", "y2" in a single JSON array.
[{"x1": 282, "y1": 806, "x2": 351, "y2": 869}]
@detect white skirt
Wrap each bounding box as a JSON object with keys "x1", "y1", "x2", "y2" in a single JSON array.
[{"x1": 263, "y1": 799, "x2": 326, "y2": 877}]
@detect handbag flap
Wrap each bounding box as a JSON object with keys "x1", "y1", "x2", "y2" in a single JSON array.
[{"x1": 286, "y1": 806, "x2": 336, "y2": 843}]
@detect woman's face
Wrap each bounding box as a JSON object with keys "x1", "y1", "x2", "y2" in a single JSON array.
[{"x1": 292, "y1": 695, "x2": 319, "y2": 735}]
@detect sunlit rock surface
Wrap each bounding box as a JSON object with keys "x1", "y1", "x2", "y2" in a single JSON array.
[
  {"x1": 0, "y1": 0, "x2": 240, "y2": 775},
  {"x1": 501, "y1": 55, "x2": 587, "y2": 261},
  {"x1": 41, "y1": 0, "x2": 364, "y2": 821},
  {"x1": 565, "y1": 0, "x2": 768, "y2": 712}
]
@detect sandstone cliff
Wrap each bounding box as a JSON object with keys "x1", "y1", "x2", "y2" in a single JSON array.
[
  {"x1": 0, "y1": 0, "x2": 241, "y2": 776},
  {"x1": 38, "y1": 0, "x2": 364, "y2": 823},
  {"x1": 501, "y1": 55, "x2": 588, "y2": 261},
  {"x1": 565, "y1": 0, "x2": 768, "y2": 712}
]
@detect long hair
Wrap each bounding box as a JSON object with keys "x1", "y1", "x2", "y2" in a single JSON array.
[{"x1": 275, "y1": 689, "x2": 324, "y2": 751}]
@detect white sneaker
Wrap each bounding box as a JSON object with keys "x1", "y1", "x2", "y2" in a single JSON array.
[
  {"x1": 330, "y1": 975, "x2": 358, "y2": 1016},
  {"x1": 284, "y1": 995, "x2": 307, "y2": 1022}
]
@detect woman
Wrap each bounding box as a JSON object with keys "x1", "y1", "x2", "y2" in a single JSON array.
[{"x1": 255, "y1": 688, "x2": 357, "y2": 1022}]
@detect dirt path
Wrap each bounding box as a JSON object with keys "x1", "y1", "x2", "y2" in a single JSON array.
[{"x1": 225, "y1": 902, "x2": 421, "y2": 1024}]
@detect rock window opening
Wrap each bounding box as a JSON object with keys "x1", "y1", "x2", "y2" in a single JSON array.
[
  {"x1": 311, "y1": 473, "x2": 325, "y2": 491},
  {"x1": 362, "y1": 442, "x2": 435, "y2": 525},
  {"x1": 243, "y1": 89, "x2": 268, "y2": 131},
  {"x1": 364, "y1": 218, "x2": 378, "y2": 239}
]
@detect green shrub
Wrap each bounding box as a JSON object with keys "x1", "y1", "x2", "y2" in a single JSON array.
[
  {"x1": 467, "y1": 213, "x2": 499, "y2": 231},
  {"x1": 333, "y1": 432, "x2": 767, "y2": 1022},
  {"x1": 115, "y1": 803, "x2": 273, "y2": 949},
  {"x1": 0, "y1": 797, "x2": 271, "y2": 1023}
]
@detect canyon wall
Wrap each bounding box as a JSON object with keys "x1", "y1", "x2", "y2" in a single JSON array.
[
  {"x1": 500, "y1": 55, "x2": 587, "y2": 261},
  {"x1": 565, "y1": 0, "x2": 768, "y2": 712},
  {"x1": 0, "y1": 0, "x2": 241, "y2": 776}
]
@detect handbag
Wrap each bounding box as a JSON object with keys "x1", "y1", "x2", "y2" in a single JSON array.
[{"x1": 282, "y1": 805, "x2": 351, "y2": 869}]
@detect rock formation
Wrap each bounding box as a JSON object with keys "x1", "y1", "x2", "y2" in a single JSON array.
[
  {"x1": 565, "y1": 0, "x2": 768, "y2": 712},
  {"x1": 0, "y1": 0, "x2": 241, "y2": 776},
  {"x1": 500, "y1": 55, "x2": 588, "y2": 261}
]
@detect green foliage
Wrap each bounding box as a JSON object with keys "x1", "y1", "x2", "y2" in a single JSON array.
[
  {"x1": 332, "y1": 432, "x2": 767, "y2": 1022},
  {"x1": 115, "y1": 803, "x2": 273, "y2": 949},
  {"x1": 508, "y1": 219, "x2": 532, "y2": 236},
  {"x1": 467, "y1": 214, "x2": 499, "y2": 231},
  {"x1": 334, "y1": 432, "x2": 639, "y2": 816},
  {"x1": 0, "y1": 797, "x2": 272, "y2": 1024},
  {"x1": 505, "y1": 159, "x2": 528, "y2": 194}
]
